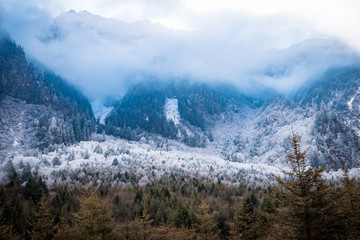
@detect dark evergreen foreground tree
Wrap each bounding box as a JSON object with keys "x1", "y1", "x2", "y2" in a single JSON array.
[
  {"x1": 1, "y1": 135, "x2": 360, "y2": 239},
  {"x1": 339, "y1": 167, "x2": 360, "y2": 238},
  {"x1": 274, "y1": 133, "x2": 342, "y2": 240},
  {"x1": 65, "y1": 191, "x2": 117, "y2": 240},
  {"x1": 29, "y1": 197, "x2": 54, "y2": 240}
]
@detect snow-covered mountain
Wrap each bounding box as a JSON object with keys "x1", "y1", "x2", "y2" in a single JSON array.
[
  {"x1": 91, "y1": 100, "x2": 114, "y2": 125},
  {"x1": 102, "y1": 81, "x2": 256, "y2": 146},
  {"x1": 95, "y1": 66, "x2": 360, "y2": 170},
  {"x1": 2, "y1": 10, "x2": 360, "y2": 185},
  {"x1": 0, "y1": 37, "x2": 95, "y2": 160},
  {"x1": 6, "y1": 9, "x2": 359, "y2": 99}
]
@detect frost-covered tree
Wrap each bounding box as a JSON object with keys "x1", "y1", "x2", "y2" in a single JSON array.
[
  {"x1": 52, "y1": 157, "x2": 61, "y2": 167},
  {"x1": 5, "y1": 160, "x2": 17, "y2": 180},
  {"x1": 21, "y1": 162, "x2": 31, "y2": 182}
]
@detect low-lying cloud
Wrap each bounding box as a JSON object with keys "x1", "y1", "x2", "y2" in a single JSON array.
[{"x1": 1, "y1": 3, "x2": 359, "y2": 100}]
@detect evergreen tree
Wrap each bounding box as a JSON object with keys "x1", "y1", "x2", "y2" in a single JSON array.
[
  {"x1": 174, "y1": 205, "x2": 193, "y2": 228},
  {"x1": 230, "y1": 196, "x2": 266, "y2": 240},
  {"x1": 28, "y1": 196, "x2": 54, "y2": 240},
  {"x1": 21, "y1": 162, "x2": 31, "y2": 182},
  {"x1": 23, "y1": 175, "x2": 49, "y2": 204},
  {"x1": 262, "y1": 195, "x2": 276, "y2": 214},
  {"x1": 53, "y1": 215, "x2": 72, "y2": 240},
  {"x1": 68, "y1": 190, "x2": 116, "y2": 240},
  {"x1": 156, "y1": 226, "x2": 196, "y2": 240},
  {"x1": 0, "y1": 224, "x2": 20, "y2": 240},
  {"x1": 119, "y1": 206, "x2": 153, "y2": 240},
  {"x1": 194, "y1": 201, "x2": 220, "y2": 240},
  {"x1": 339, "y1": 167, "x2": 360, "y2": 238},
  {"x1": 274, "y1": 133, "x2": 342, "y2": 240},
  {"x1": 5, "y1": 160, "x2": 17, "y2": 180}
]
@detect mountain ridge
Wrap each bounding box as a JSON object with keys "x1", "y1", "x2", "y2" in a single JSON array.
[
  {"x1": 1, "y1": 32, "x2": 360, "y2": 172},
  {"x1": 0, "y1": 37, "x2": 95, "y2": 158}
]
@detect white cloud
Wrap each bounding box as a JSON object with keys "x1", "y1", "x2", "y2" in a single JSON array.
[{"x1": 0, "y1": 1, "x2": 359, "y2": 100}]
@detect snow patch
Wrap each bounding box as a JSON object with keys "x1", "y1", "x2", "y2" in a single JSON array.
[
  {"x1": 347, "y1": 87, "x2": 360, "y2": 111},
  {"x1": 0, "y1": 135, "x2": 285, "y2": 186},
  {"x1": 12, "y1": 140, "x2": 19, "y2": 146},
  {"x1": 164, "y1": 98, "x2": 180, "y2": 125},
  {"x1": 49, "y1": 117, "x2": 57, "y2": 129},
  {"x1": 91, "y1": 100, "x2": 114, "y2": 124}
]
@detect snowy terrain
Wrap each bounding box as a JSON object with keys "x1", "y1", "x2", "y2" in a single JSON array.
[
  {"x1": 164, "y1": 98, "x2": 180, "y2": 125},
  {"x1": 3, "y1": 107, "x2": 359, "y2": 187},
  {"x1": 2, "y1": 86, "x2": 360, "y2": 187},
  {"x1": 91, "y1": 100, "x2": 114, "y2": 124},
  {"x1": 1, "y1": 134, "x2": 285, "y2": 186}
]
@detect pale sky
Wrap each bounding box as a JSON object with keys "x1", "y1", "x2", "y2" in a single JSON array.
[{"x1": 2, "y1": 0, "x2": 359, "y2": 48}]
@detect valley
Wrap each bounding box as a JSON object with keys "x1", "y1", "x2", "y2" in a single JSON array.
[{"x1": 1, "y1": 4, "x2": 360, "y2": 238}]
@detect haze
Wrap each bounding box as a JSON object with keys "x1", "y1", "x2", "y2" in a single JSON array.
[{"x1": 0, "y1": 0, "x2": 359, "y2": 100}]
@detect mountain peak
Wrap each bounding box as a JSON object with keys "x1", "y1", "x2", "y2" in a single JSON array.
[{"x1": 66, "y1": 9, "x2": 77, "y2": 14}]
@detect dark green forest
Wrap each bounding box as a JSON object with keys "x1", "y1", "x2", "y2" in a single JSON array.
[{"x1": 0, "y1": 135, "x2": 359, "y2": 240}]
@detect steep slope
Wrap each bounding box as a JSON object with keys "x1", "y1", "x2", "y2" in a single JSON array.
[
  {"x1": 210, "y1": 97, "x2": 314, "y2": 165},
  {"x1": 103, "y1": 81, "x2": 257, "y2": 146},
  {"x1": 1, "y1": 33, "x2": 360, "y2": 172},
  {"x1": 204, "y1": 67, "x2": 360, "y2": 169},
  {"x1": 100, "y1": 67, "x2": 360, "y2": 170},
  {"x1": 294, "y1": 67, "x2": 360, "y2": 168},
  {"x1": 295, "y1": 67, "x2": 360, "y2": 130},
  {"x1": 0, "y1": 37, "x2": 95, "y2": 158}
]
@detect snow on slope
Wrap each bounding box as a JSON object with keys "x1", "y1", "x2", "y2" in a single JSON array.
[
  {"x1": 347, "y1": 86, "x2": 360, "y2": 111},
  {"x1": 3, "y1": 133, "x2": 358, "y2": 187},
  {"x1": 164, "y1": 98, "x2": 180, "y2": 125},
  {"x1": 1, "y1": 134, "x2": 282, "y2": 186},
  {"x1": 206, "y1": 99, "x2": 315, "y2": 166},
  {"x1": 91, "y1": 100, "x2": 114, "y2": 124}
]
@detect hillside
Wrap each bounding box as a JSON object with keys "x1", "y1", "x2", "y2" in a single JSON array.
[
  {"x1": 1, "y1": 34, "x2": 360, "y2": 176},
  {"x1": 0, "y1": 37, "x2": 95, "y2": 158}
]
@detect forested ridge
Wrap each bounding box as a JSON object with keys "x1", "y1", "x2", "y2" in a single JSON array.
[
  {"x1": 102, "y1": 81, "x2": 253, "y2": 147},
  {"x1": 2, "y1": 36, "x2": 360, "y2": 170},
  {"x1": 0, "y1": 37, "x2": 95, "y2": 149},
  {"x1": 2, "y1": 7, "x2": 360, "y2": 240},
  {"x1": 0, "y1": 135, "x2": 359, "y2": 240}
]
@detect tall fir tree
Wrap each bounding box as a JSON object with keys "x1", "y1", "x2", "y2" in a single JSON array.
[
  {"x1": 118, "y1": 205, "x2": 153, "y2": 240},
  {"x1": 194, "y1": 201, "x2": 220, "y2": 240},
  {"x1": 274, "y1": 133, "x2": 342, "y2": 240},
  {"x1": 230, "y1": 196, "x2": 268, "y2": 240},
  {"x1": 28, "y1": 196, "x2": 54, "y2": 240},
  {"x1": 339, "y1": 167, "x2": 360, "y2": 238},
  {"x1": 68, "y1": 190, "x2": 117, "y2": 240}
]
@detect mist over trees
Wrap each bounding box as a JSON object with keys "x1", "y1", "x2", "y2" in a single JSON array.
[
  {"x1": 0, "y1": 38, "x2": 95, "y2": 149},
  {"x1": 102, "y1": 81, "x2": 256, "y2": 147},
  {"x1": 1, "y1": 3, "x2": 360, "y2": 239}
]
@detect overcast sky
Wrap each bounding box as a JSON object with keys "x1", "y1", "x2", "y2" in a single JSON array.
[
  {"x1": 2, "y1": 0, "x2": 360, "y2": 47},
  {"x1": 1, "y1": 0, "x2": 360, "y2": 100}
]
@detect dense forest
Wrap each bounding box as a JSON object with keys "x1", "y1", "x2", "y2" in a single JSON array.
[
  {"x1": 0, "y1": 134, "x2": 359, "y2": 240},
  {"x1": 0, "y1": 37, "x2": 95, "y2": 148},
  {"x1": 102, "y1": 81, "x2": 253, "y2": 147}
]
